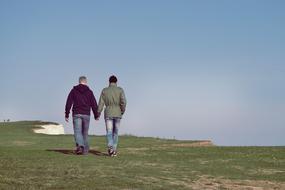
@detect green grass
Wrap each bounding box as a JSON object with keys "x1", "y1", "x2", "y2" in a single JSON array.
[{"x1": 0, "y1": 121, "x2": 284, "y2": 190}]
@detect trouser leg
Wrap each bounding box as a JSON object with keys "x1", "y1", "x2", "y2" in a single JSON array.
[
  {"x1": 82, "y1": 115, "x2": 90, "y2": 153},
  {"x1": 105, "y1": 118, "x2": 114, "y2": 149},
  {"x1": 73, "y1": 115, "x2": 84, "y2": 148},
  {"x1": 112, "y1": 118, "x2": 120, "y2": 151}
]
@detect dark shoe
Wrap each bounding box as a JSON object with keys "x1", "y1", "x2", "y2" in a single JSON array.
[
  {"x1": 83, "y1": 149, "x2": 89, "y2": 155},
  {"x1": 76, "y1": 146, "x2": 84, "y2": 155},
  {"x1": 112, "y1": 151, "x2": 118, "y2": 157},
  {"x1": 75, "y1": 146, "x2": 80, "y2": 154},
  {"x1": 108, "y1": 147, "x2": 114, "y2": 156}
]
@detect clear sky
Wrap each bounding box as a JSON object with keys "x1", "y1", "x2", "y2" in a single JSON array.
[{"x1": 1, "y1": 0, "x2": 284, "y2": 145}]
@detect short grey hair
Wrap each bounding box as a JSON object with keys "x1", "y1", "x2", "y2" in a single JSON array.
[{"x1": 79, "y1": 76, "x2": 87, "y2": 83}]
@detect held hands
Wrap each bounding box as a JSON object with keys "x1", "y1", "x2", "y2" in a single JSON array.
[{"x1": 95, "y1": 113, "x2": 101, "y2": 121}]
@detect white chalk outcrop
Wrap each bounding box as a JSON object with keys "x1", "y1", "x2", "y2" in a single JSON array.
[{"x1": 33, "y1": 124, "x2": 65, "y2": 135}]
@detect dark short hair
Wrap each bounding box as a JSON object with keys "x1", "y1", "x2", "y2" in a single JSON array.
[{"x1": 109, "y1": 75, "x2": 117, "y2": 83}]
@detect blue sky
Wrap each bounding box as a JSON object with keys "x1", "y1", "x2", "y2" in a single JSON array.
[{"x1": 0, "y1": 0, "x2": 284, "y2": 145}]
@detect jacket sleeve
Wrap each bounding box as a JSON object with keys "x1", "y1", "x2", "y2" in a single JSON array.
[
  {"x1": 97, "y1": 90, "x2": 105, "y2": 117},
  {"x1": 90, "y1": 91, "x2": 99, "y2": 118},
  {"x1": 65, "y1": 89, "x2": 74, "y2": 118},
  {"x1": 120, "y1": 89, "x2": 127, "y2": 115}
]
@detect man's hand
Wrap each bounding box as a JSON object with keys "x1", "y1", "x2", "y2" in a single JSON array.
[
  {"x1": 95, "y1": 117, "x2": 100, "y2": 121},
  {"x1": 65, "y1": 117, "x2": 69, "y2": 122}
]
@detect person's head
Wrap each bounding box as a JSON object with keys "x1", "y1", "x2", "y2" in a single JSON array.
[
  {"x1": 109, "y1": 75, "x2": 117, "y2": 84},
  {"x1": 79, "y1": 76, "x2": 87, "y2": 85}
]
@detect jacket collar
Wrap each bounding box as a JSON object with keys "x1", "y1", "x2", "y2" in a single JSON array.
[{"x1": 109, "y1": 83, "x2": 117, "y2": 87}]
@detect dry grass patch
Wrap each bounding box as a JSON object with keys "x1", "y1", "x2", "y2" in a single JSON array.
[
  {"x1": 12, "y1": 140, "x2": 34, "y2": 146},
  {"x1": 191, "y1": 176, "x2": 285, "y2": 190},
  {"x1": 249, "y1": 169, "x2": 285, "y2": 175},
  {"x1": 160, "y1": 140, "x2": 215, "y2": 148}
]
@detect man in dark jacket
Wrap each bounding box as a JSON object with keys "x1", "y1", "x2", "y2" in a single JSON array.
[{"x1": 65, "y1": 76, "x2": 99, "y2": 155}]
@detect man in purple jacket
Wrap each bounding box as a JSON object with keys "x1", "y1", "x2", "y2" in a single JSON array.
[{"x1": 65, "y1": 76, "x2": 99, "y2": 155}]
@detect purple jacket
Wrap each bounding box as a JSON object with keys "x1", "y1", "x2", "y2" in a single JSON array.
[{"x1": 65, "y1": 84, "x2": 99, "y2": 118}]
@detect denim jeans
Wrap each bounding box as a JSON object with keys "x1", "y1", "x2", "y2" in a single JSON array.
[
  {"x1": 73, "y1": 114, "x2": 90, "y2": 153},
  {"x1": 105, "y1": 117, "x2": 121, "y2": 151}
]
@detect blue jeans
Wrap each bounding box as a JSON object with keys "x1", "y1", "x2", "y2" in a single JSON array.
[
  {"x1": 73, "y1": 114, "x2": 90, "y2": 153},
  {"x1": 105, "y1": 117, "x2": 121, "y2": 151}
]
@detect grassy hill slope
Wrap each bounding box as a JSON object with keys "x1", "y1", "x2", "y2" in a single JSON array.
[{"x1": 0, "y1": 121, "x2": 284, "y2": 190}]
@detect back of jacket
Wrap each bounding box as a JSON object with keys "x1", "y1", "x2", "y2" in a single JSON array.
[
  {"x1": 65, "y1": 84, "x2": 98, "y2": 118},
  {"x1": 98, "y1": 83, "x2": 126, "y2": 119}
]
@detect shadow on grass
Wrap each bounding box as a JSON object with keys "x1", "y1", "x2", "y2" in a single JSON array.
[{"x1": 46, "y1": 149, "x2": 109, "y2": 156}]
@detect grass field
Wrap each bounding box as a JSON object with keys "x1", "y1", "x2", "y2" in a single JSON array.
[{"x1": 0, "y1": 121, "x2": 284, "y2": 190}]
